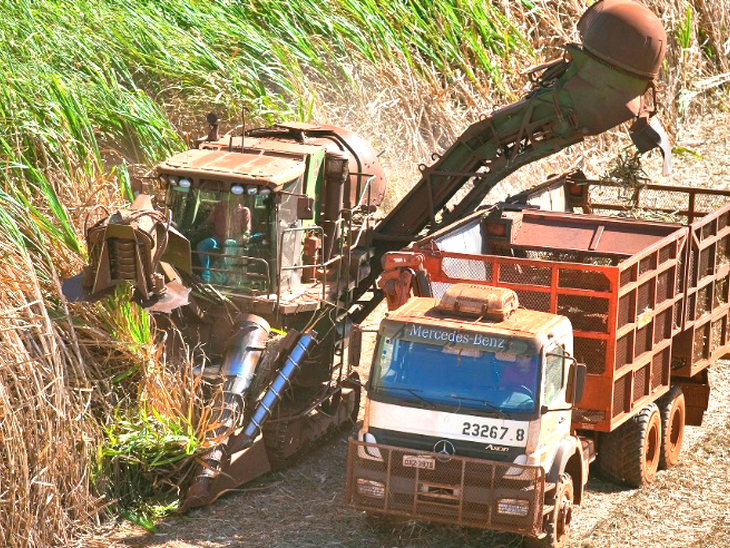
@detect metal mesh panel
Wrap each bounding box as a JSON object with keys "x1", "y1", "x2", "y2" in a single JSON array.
[
  {"x1": 639, "y1": 254, "x2": 657, "y2": 276},
  {"x1": 652, "y1": 348, "x2": 669, "y2": 389},
  {"x1": 523, "y1": 249, "x2": 615, "y2": 266},
  {"x1": 688, "y1": 247, "x2": 697, "y2": 287},
  {"x1": 618, "y1": 291, "x2": 635, "y2": 328},
  {"x1": 674, "y1": 301, "x2": 682, "y2": 330},
  {"x1": 658, "y1": 243, "x2": 675, "y2": 265},
  {"x1": 431, "y1": 281, "x2": 453, "y2": 299},
  {"x1": 686, "y1": 293, "x2": 696, "y2": 322},
  {"x1": 697, "y1": 285, "x2": 711, "y2": 317},
  {"x1": 558, "y1": 269, "x2": 610, "y2": 292},
  {"x1": 676, "y1": 247, "x2": 685, "y2": 293},
  {"x1": 587, "y1": 184, "x2": 625, "y2": 204},
  {"x1": 637, "y1": 189, "x2": 688, "y2": 211},
  {"x1": 657, "y1": 268, "x2": 674, "y2": 304},
  {"x1": 711, "y1": 317, "x2": 726, "y2": 353},
  {"x1": 654, "y1": 308, "x2": 672, "y2": 342},
  {"x1": 715, "y1": 276, "x2": 729, "y2": 307},
  {"x1": 719, "y1": 211, "x2": 730, "y2": 230},
  {"x1": 718, "y1": 236, "x2": 730, "y2": 268},
  {"x1": 693, "y1": 323, "x2": 710, "y2": 362},
  {"x1": 635, "y1": 324, "x2": 652, "y2": 357},
  {"x1": 620, "y1": 265, "x2": 636, "y2": 287},
  {"x1": 615, "y1": 332, "x2": 633, "y2": 370},
  {"x1": 613, "y1": 374, "x2": 630, "y2": 416},
  {"x1": 557, "y1": 294, "x2": 609, "y2": 333},
  {"x1": 699, "y1": 247, "x2": 714, "y2": 278},
  {"x1": 633, "y1": 364, "x2": 650, "y2": 401},
  {"x1": 637, "y1": 279, "x2": 655, "y2": 312},
  {"x1": 574, "y1": 337, "x2": 607, "y2": 375},
  {"x1": 441, "y1": 257, "x2": 493, "y2": 282},
  {"x1": 695, "y1": 194, "x2": 728, "y2": 213},
  {"x1": 701, "y1": 222, "x2": 716, "y2": 240},
  {"x1": 346, "y1": 440, "x2": 545, "y2": 536},
  {"x1": 498, "y1": 263, "x2": 552, "y2": 286},
  {"x1": 513, "y1": 289, "x2": 551, "y2": 312}
]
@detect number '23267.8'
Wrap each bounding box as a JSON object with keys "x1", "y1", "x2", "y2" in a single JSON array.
[{"x1": 462, "y1": 421, "x2": 525, "y2": 442}]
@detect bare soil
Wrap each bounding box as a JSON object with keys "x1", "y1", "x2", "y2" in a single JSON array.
[{"x1": 93, "y1": 109, "x2": 730, "y2": 548}]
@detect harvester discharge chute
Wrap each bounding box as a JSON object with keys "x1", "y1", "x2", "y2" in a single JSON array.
[{"x1": 373, "y1": 0, "x2": 670, "y2": 249}]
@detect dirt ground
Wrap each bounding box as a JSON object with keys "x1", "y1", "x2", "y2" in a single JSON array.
[{"x1": 96, "y1": 109, "x2": 730, "y2": 548}]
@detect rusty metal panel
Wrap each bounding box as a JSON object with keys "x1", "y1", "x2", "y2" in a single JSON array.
[{"x1": 345, "y1": 440, "x2": 546, "y2": 537}]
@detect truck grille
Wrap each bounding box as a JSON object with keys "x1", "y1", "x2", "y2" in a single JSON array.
[{"x1": 345, "y1": 439, "x2": 546, "y2": 537}]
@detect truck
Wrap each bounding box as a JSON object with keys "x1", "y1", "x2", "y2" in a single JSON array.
[
  {"x1": 63, "y1": 0, "x2": 672, "y2": 513},
  {"x1": 345, "y1": 173, "x2": 730, "y2": 547}
]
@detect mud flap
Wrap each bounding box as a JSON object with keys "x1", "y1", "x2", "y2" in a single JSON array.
[{"x1": 674, "y1": 371, "x2": 711, "y2": 426}]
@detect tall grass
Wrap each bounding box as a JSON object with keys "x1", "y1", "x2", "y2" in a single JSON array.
[{"x1": 0, "y1": 1, "x2": 728, "y2": 546}]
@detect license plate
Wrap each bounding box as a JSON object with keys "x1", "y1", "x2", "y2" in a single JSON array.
[{"x1": 402, "y1": 455, "x2": 436, "y2": 470}]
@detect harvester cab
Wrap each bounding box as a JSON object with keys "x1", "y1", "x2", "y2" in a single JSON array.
[{"x1": 68, "y1": 119, "x2": 386, "y2": 318}]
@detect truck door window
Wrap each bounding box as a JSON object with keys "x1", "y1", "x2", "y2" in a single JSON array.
[{"x1": 544, "y1": 343, "x2": 566, "y2": 405}]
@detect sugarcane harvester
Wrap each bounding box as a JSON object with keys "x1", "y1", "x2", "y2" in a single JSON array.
[
  {"x1": 63, "y1": 0, "x2": 670, "y2": 512},
  {"x1": 64, "y1": 121, "x2": 387, "y2": 508}
]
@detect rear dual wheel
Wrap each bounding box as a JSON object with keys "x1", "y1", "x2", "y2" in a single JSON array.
[
  {"x1": 658, "y1": 386, "x2": 685, "y2": 469},
  {"x1": 599, "y1": 386, "x2": 686, "y2": 487},
  {"x1": 598, "y1": 402, "x2": 661, "y2": 487}
]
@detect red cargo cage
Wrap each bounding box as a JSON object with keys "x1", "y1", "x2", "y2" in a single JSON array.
[{"x1": 409, "y1": 181, "x2": 730, "y2": 432}]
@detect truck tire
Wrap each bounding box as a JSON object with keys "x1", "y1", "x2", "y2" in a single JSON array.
[
  {"x1": 524, "y1": 473, "x2": 574, "y2": 548},
  {"x1": 598, "y1": 402, "x2": 661, "y2": 487},
  {"x1": 657, "y1": 386, "x2": 685, "y2": 469}
]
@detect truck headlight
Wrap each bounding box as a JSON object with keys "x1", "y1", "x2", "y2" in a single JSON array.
[
  {"x1": 359, "y1": 431, "x2": 383, "y2": 460},
  {"x1": 356, "y1": 478, "x2": 386, "y2": 499},
  {"x1": 496, "y1": 498, "x2": 530, "y2": 517},
  {"x1": 505, "y1": 454, "x2": 528, "y2": 476}
]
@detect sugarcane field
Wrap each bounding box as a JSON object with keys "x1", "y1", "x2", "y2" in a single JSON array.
[{"x1": 1, "y1": 1, "x2": 730, "y2": 548}]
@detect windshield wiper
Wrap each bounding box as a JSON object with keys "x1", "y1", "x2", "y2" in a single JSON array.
[
  {"x1": 380, "y1": 387, "x2": 437, "y2": 409},
  {"x1": 447, "y1": 395, "x2": 512, "y2": 419}
]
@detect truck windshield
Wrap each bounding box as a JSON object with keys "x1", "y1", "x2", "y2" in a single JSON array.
[
  {"x1": 370, "y1": 335, "x2": 540, "y2": 415},
  {"x1": 166, "y1": 186, "x2": 274, "y2": 289}
]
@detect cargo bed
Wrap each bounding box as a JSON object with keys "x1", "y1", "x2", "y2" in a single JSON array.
[{"x1": 403, "y1": 177, "x2": 730, "y2": 432}]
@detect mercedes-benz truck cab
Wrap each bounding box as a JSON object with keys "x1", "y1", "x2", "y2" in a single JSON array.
[{"x1": 346, "y1": 283, "x2": 587, "y2": 547}]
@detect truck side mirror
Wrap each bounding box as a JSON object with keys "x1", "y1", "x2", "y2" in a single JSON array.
[
  {"x1": 566, "y1": 361, "x2": 587, "y2": 404},
  {"x1": 297, "y1": 196, "x2": 314, "y2": 220},
  {"x1": 348, "y1": 324, "x2": 362, "y2": 368}
]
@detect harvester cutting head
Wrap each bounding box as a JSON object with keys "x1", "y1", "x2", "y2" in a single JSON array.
[{"x1": 62, "y1": 194, "x2": 192, "y2": 313}]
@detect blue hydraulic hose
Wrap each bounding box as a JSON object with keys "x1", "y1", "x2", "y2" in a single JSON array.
[{"x1": 243, "y1": 333, "x2": 316, "y2": 439}]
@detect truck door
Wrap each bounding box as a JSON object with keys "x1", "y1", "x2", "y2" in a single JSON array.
[{"x1": 539, "y1": 342, "x2": 572, "y2": 453}]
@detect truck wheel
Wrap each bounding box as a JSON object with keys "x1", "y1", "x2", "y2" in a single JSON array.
[
  {"x1": 524, "y1": 473, "x2": 573, "y2": 548},
  {"x1": 657, "y1": 386, "x2": 685, "y2": 469},
  {"x1": 598, "y1": 402, "x2": 661, "y2": 487}
]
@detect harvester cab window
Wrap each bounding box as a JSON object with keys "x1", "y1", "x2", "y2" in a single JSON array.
[{"x1": 166, "y1": 184, "x2": 275, "y2": 288}]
